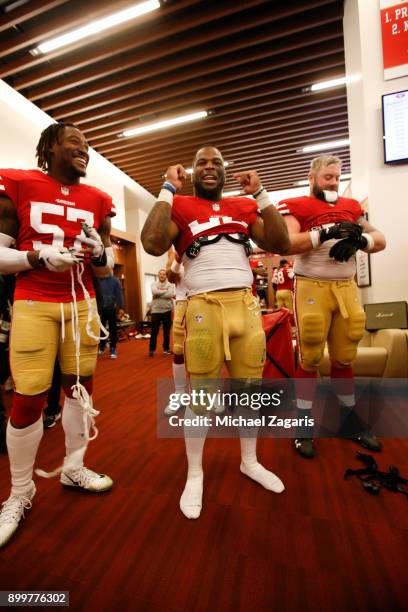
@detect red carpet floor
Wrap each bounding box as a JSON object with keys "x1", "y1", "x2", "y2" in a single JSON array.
[{"x1": 0, "y1": 337, "x2": 407, "y2": 611}]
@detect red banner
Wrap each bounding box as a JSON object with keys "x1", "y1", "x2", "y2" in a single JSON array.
[{"x1": 380, "y1": 0, "x2": 408, "y2": 80}]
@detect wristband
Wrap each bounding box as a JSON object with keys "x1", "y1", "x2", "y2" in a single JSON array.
[
  {"x1": 170, "y1": 259, "x2": 181, "y2": 273},
  {"x1": 254, "y1": 187, "x2": 271, "y2": 210},
  {"x1": 163, "y1": 181, "x2": 177, "y2": 195},
  {"x1": 309, "y1": 230, "x2": 320, "y2": 249},
  {"x1": 361, "y1": 233, "x2": 375, "y2": 252},
  {"x1": 158, "y1": 188, "x2": 174, "y2": 206}
]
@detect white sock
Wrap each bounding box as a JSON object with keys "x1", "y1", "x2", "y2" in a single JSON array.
[
  {"x1": 239, "y1": 433, "x2": 285, "y2": 493},
  {"x1": 180, "y1": 406, "x2": 208, "y2": 519},
  {"x1": 62, "y1": 396, "x2": 90, "y2": 471},
  {"x1": 173, "y1": 362, "x2": 187, "y2": 395},
  {"x1": 337, "y1": 394, "x2": 355, "y2": 407},
  {"x1": 7, "y1": 417, "x2": 43, "y2": 497}
]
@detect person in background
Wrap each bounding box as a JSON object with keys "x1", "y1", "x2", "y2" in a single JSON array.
[
  {"x1": 272, "y1": 259, "x2": 294, "y2": 314},
  {"x1": 96, "y1": 272, "x2": 125, "y2": 359},
  {"x1": 250, "y1": 259, "x2": 269, "y2": 307},
  {"x1": 148, "y1": 269, "x2": 175, "y2": 357}
]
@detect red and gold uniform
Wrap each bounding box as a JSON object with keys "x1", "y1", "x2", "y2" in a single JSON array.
[
  {"x1": 171, "y1": 195, "x2": 265, "y2": 388},
  {"x1": 277, "y1": 195, "x2": 366, "y2": 367},
  {"x1": 272, "y1": 265, "x2": 294, "y2": 312},
  {"x1": 0, "y1": 169, "x2": 115, "y2": 395}
]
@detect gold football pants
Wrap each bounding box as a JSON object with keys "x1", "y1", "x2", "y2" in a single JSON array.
[
  {"x1": 294, "y1": 277, "x2": 366, "y2": 368},
  {"x1": 10, "y1": 299, "x2": 99, "y2": 395}
]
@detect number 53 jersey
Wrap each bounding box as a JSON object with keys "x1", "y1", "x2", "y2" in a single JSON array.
[{"x1": 0, "y1": 168, "x2": 116, "y2": 302}]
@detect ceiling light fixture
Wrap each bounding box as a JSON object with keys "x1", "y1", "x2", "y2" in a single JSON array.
[
  {"x1": 310, "y1": 74, "x2": 361, "y2": 92},
  {"x1": 122, "y1": 110, "x2": 208, "y2": 138},
  {"x1": 311, "y1": 76, "x2": 347, "y2": 92},
  {"x1": 300, "y1": 138, "x2": 350, "y2": 153},
  {"x1": 31, "y1": 0, "x2": 160, "y2": 55}
]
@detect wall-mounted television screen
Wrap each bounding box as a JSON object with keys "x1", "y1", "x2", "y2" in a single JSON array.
[{"x1": 382, "y1": 90, "x2": 408, "y2": 164}]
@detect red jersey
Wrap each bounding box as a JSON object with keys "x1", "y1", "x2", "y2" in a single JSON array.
[
  {"x1": 276, "y1": 195, "x2": 363, "y2": 230},
  {"x1": 171, "y1": 194, "x2": 258, "y2": 257},
  {"x1": 0, "y1": 169, "x2": 115, "y2": 302},
  {"x1": 272, "y1": 266, "x2": 294, "y2": 291}
]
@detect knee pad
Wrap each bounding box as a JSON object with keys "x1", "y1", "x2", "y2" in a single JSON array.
[
  {"x1": 330, "y1": 340, "x2": 360, "y2": 366},
  {"x1": 172, "y1": 320, "x2": 185, "y2": 356},
  {"x1": 10, "y1": 392, "x2": 46, "y2": 427},
  {"x1": 347, "y1": 310, "x2": 366, "y2": 342},
  {"x1": 301, "y1": 313, "x2": 326, "y2": 344},
  {"x1": 299, "y1": 313, "x2": 326, "y2": 367},
  {"x1": 185, "y1": 326, "x2": 222, "y2": 375},
  {"x1": 235, "y1": 329, "x2": 266, "y2": 376}
]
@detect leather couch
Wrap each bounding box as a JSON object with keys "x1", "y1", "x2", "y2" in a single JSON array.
[{"x1": 319, "y1": 329, "x2": 408, "y2": 378}]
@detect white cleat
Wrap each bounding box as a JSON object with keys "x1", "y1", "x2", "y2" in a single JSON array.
[
  {"x1": 0, "y1": 482, "x2": 36, "y2": 548},
  {"x1": 164, "y1": 396, "x2": 183, "y2": 416},
  {"x1": 60, "y1": 466, "x2": 113, "y2": 492}
]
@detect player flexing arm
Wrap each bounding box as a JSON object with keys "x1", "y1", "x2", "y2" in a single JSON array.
[{"x1": 141, "y1": 160, "x2": 290, "y2": 255}]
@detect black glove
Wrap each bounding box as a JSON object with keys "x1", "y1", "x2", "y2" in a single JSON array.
[
  {"x1": 319, "y1": 222, "x2": 363, "y2": 244},
  {"x1": 329, "y1": 235, "x2": 368, "y2": 262}
]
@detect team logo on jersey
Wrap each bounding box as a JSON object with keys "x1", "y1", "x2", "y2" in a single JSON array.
[
  {"x1": 61, "y1": 186, "x2": 70, "y2": 195},
  {"x1": 195, "y1": 314, "x2": 203, "y2": 323},
  {"x1": 212, "y1": 203, "x2": 220, "y2": 211}
]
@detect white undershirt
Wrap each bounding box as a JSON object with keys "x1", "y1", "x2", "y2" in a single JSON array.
[
  {"x1": 294, "y1": 240, "x2": 357, "y2": 280},
  {"x1": 182, "y1": 237, "x2": 252, "y2": 296}
]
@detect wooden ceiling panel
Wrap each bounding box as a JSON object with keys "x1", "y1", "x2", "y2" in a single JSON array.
[{"x1": 1, "y1": 0, "x2": 349, "y2": 196}]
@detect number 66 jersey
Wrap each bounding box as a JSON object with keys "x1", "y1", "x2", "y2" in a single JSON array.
[{"x1": 0, "y1": 168, "x2": 116, "y2": 302}]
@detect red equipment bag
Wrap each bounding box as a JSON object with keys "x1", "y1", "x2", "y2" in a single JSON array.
[{"x1": 262, "y1": 308, "x2": 295, "y2": 378}]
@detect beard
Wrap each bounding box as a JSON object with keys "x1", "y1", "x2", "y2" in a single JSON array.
[
  {"x1": 312, "y1": 181, "x2": 338, "y2": 203},
  {"x1": 71, "y1": 165, "x2": 86, "y2": 178},
  {"x1": 193, "y1": 172, "x2": 225, "y2": 200}
]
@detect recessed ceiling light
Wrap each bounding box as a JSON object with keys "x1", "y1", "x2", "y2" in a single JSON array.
[
  {"x1": 122, "y1": 111, "x2": 208, "y2": 138},
  {"x1": 31, "y1": 1, "x2": 160, "y2": 55},
  {"x1": 300, "y1": 139, "x2": 350, "y2": 153}
]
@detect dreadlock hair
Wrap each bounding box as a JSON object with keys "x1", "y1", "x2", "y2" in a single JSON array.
[{"x1": 36, "y1": 122, "x2": 76, "y2": 171}]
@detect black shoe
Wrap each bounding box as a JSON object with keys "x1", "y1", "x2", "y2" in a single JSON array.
[
  {"x1": 148, "y1": 351, "x2": 154, "y2": 357},
  {"x1": 355, "y1": 434, "x2": 382, "y2": 452},
  {"x1": 43, "y1": 412, "x2": 62, "y2": 429},
  {"x1": 294, "y1": 438, "x2": 315, "y2": 459}
]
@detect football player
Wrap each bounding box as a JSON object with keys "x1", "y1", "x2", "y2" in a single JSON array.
[
  {"x1": 272, "y1": 259, "x2": 294, "y2": 313},
  {"x1": 277, "y1": 155, "x2": 386, "y2": 458},
  {"x1": 0, "y1": 122, "x2": 114, "y2": 548},
  {"x1": 142, "y1": 146, "x2": 290, "y2": 519}
]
